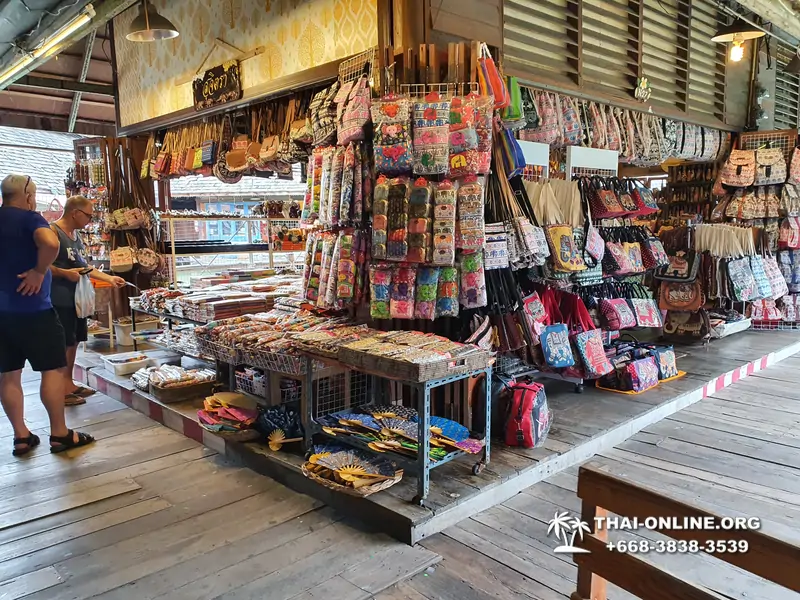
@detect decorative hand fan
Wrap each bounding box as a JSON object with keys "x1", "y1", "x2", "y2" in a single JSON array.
[
  {"x1": 337, "y1": 412, "x2": 381, "y2": 431},
  {"x1": 311, "y1": 445, "x2": 398, "y2": 478},
  {"x1": 378, "y1": 418, "x2": 419, "y2": 441},
  {"x1": 267, "y1": 429, "x2": 303, "y2": 451},
  {"x1": 429, "y1": 416, "x2": 469, "y2": 442},
  {"x1": 368, "y1": 404, "x2": 419, "y2": 421}
]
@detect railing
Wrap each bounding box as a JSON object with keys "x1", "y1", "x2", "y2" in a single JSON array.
[{"x1": 571, "y1": 462, "x2": 800, "y2": 600}]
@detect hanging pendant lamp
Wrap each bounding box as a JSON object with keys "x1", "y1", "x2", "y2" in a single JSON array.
[
  {"x1": 711, "y1": 18, "x2": 764, "y2": 43},
  {"x1": 126, "y1": 1, "x2": 179, "y2": 42}
]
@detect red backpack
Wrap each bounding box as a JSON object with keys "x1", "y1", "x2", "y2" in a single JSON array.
[{"x1": 504, "y1": 381, "x2": 551, "y2": 448}]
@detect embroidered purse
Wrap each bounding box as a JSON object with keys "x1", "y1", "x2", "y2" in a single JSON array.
[
  {"x1": 625, "y1": 356, "x2": 659, "y2": 392},
  {"x1": 648, "y1": 345, "x2": 678, "y2": 380},
  {"x1": 629, "y1": 298, "x2": 663, "y2": 328},
  {"x1": 726, "y1": 257, "x2": 759, "y2": 301},
  {"x1": 659, "y1": 280, "x2": 704, "y2": 312},
  {"x1": 587, "y1": 177, "x2": 626, "y2": 219},
  {"x1": 600, "y1": 298, "x2": 637, "y2": 330},
  {"x1": 782, "y1": 184, "x2": 800, "y2": 216},
  {"x1": 749, "y1": 255, "x2": 773, "y2": 300},
  {"x1": 655, "y1": 250, "x2": 700, "y2": 282},
  {"x1": 663, "y1": 309, "x2": 711, "y2": 344},
  {"x1": 720, "y1": 149, "x2": 756, "y2": 187},
  {"x1": 545, "y1": 224, "x2": 586, "y2": 272},
  {"x1": 541, "y1": 324, "x2": 576, "y2": 368}
]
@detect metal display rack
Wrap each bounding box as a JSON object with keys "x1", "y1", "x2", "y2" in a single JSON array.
[{"x1": 303, "y1": 353, "x2": 492, "y2": 505}]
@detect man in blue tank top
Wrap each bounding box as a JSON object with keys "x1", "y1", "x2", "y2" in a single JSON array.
[{"x1": 0, "y1": 175, "x2": 94, "y2": 456}]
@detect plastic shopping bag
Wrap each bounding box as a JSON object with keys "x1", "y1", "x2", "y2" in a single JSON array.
[{"x1": 75, "y1": 275, "x2": 96, "y2": 319}]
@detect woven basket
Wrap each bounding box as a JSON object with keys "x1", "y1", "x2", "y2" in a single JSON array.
[{"x1": 301, "y1": 463, "x2": 403, "y2": 497}]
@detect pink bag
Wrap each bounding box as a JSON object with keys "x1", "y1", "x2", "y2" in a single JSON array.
[
  {"x1": 520, "y1": 91, "x2": 560, "y2": 146},
  {"x1": 558, "y1": 95, "x2": 583, "y2": 147},
  {"x1": 789, "y1": 147, "x2": 800, "y2": 185},
  {"x1": 337, "y1": 76, "x2": 371, "y2": 145},
  {"x1": 605, "y1": 105, "x2": 621, "y2": 152},
  {"x1": 589, "y1": 102, "x2": 607, "y2": 149}
]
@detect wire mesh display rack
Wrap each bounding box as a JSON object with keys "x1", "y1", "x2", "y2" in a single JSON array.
[{"x1": 303, "y1": 354, "x2": 492, "y2": 505}]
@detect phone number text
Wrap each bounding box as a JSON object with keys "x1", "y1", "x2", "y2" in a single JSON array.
[{"x1": 607, "y1": 539, "x2": 749, "y2": 554}]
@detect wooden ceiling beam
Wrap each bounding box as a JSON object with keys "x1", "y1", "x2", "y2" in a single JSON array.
[{"x1": 14, "y1": 74, "x2": 114, "y2": 96}]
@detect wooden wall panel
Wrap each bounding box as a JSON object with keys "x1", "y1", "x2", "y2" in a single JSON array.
[{"x1": 429, "y1": 0, "x2": 503, "y2": 49}]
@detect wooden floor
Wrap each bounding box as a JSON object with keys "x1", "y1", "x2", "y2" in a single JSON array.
[
  {"x1": 381, "y1": 352, "x2": 800, "y2": 600},
  {"x1": 0, "y1": 369, "x2": 438, "y2": 600}
]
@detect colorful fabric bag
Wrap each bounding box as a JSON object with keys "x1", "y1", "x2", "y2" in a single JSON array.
[
  {"x1": 788, "y1": 147, "x2": 800, "y2": 185},
  {"x1": 754, "y1": 148, "x2": 788, "y2": 186},
  {"x1": 574, "y1": 328, "x2": 613, "y2": 378},
  {"x1": 545, "y1": 224, "x2": 586, "y2": 272},
  {"x1": 541, "y1": 324, "x2": 575, "y2": 368},
  {"x1": 727, "y1": 257, "x2": 759, "y2": 301},
  {"x1": 558, "y1": 95, "x2": 583, "y2": 147},
  {"x1": 782, "y1": 184, "x2": 800, "y2": 216},
  {"x1": 625, "y1": 356, "x2": 659, "y2": 392},
  {"x1": 372, "y1": 95, "x2": 413, "y2": 174},
  {"x1": 720, "y1": 149, "x2": 756, "y2": 187},
  {"x1": 600, "y1": 298, "x2": 637, "y2": 330},
  {"x1": 659, "y1": 280, "x2": 704, "y2": 312},
  {"x1": 649, "y1": 346, "x2": 678, "y2": 380},
  {"x1": 763, "y1": 255, "x2": 789, "y2": 300},
  {"x1": 749, "y1": 255, "x2": 772, "y2": 300}
]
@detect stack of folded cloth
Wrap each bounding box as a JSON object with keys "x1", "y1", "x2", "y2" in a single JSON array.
[{"x1": 198, "y1": 395, "x2": 258, "y2": 433}]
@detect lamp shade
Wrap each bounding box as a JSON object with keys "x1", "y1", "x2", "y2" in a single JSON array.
[
  {"x1": 126, "y1": 1, "x2": 179, "y2": 42},
  {"x1": 711, "y1": 18, "x2": 765, "y2": 43}
]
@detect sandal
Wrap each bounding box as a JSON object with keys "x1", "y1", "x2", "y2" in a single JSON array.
[
  {"x1": 12, "y1": 433, "x2": 40, "y2": 457},
  {"x1": 65, "y1": 394, "x2": 86, "y2": 407},
  {"x1": 71, "y1": 385, "x2": 96, "y2": 398},
  {"x1": 50, "y1": 430, "x2": 95, "y2": 454}
]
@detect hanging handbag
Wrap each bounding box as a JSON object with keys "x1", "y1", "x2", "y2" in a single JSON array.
[
  {"x1": 586, "y1": 177, "x2": 626, "y2": 218},
  {"x1": 558, "y1": 95, "x2": 583, "y2": 147},
  {"x1": 110, "y1": 246, "x2": 137, "y2": 273},
  {"x1": 675, "y1": 123, "x2": 696, "y2": 160},
  {"x1": 577, "y1": 180, "x2": 605, "y2": 265},
  {"x1": 540, "y1": 323, "x2": 575, "y2": 368},
  {"x1": 754, "y1": 147, "x2": 788, "y2": 186},
  {"x1": 720, "y1": 149, "x2": 756, "y2": 187},
  {"x1": 520, "y1": 91, "x2": 559, "y2": 145},
  {"x1": 478, "y1": 43, "x2": 509, "y2": 109},
  {"x1": 655, "y1": 251, "x2": 700, "y2": 281},
  {"x1": 659, "y1": 280, "x2": 704, "y2": 312},
  {"x1": 310, "y1": 81, "x2": 340, "y2": 146},
  {"x1": 661, "y1": 119, "x2": 678, "y2": 159},
  {"x1": 605, "y1": 105, "x2": 621, "y2": 152},
  {"x1": 726, "y1": 256, "x2": 759, "y2": 301},
  {"x1": 338, "y1": 75, "x2": 371, "y2": 145},
  {"x1": 588, "y1": 102, "x2": 607, "y2": 149},
  {"x1": 630, "y1": 180, "x2": 659, "y2": 215},
  {"x1": 629, "y1": 298, "x2": 663, "y2": 328},
  {"x1": 750, "y1": 298, "x2": 782, "y2": 321},
  {"x1": 520, "y1": 86, "x2": 540, "y2": 130},
  {"x1": 788, "y1": 147, "x2": 800, "y2": 185},
  {"x1": 781, "y1": 184, "x2": 800, "y2": 216},
  {"x1": 613, "y1": 177, "x2": 639, "y2": 214},
  {"x1": 779, "y1": 217, "x2": 800, "y2": 249},
  {"x1": 763, "y1": 253, "x2": 789, "y2": 300},
  {"x1": 600, "y1": 298, "x2": 638, "y2": 330},
  {"x1": 638, "y1": 230, "x2": 669, "y2": 270},
  {"x1": 501, "y1": 77, "x2": 526, "y2": 130},
  {"x1": 749, "y1": 255, "x2": 772, "y2": 300}
]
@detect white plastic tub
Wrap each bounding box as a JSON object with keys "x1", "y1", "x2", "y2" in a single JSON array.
[
  {"x1": 102, "y1": 352, "x2": 153, "y2": 376},
  {"x1": 114, "y1": 319, "x2": 160, "y2": 346}
]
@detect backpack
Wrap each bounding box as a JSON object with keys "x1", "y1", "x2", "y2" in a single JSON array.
[
  {"x1": 720, "y1": 149, "x2": 756, "y2": 187},
  {"x1": 504, "y1": 381, "x2": 551, "y2": 449},
  {"x1": 309, "y1": 81, "x2": 339, "y2": 146},
  {"x1": 754, "y1": 147, "x2": 787, "y2": 186}
]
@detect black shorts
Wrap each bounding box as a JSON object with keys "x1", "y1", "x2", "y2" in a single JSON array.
[
  {"x1": 0, "y1": 309, "x2": 67, "y2": 373},
  {"x1": 54, "y1": 305, "x2": 88, "y2": 347}
]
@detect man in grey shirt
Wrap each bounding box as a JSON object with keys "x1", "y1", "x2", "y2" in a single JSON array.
[{"x1": 50, "y1": 196, "x2": 125, "y2": 405}]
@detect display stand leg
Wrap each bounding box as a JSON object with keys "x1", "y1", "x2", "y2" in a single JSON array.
[
  {"x1": 108, "y1": 300, "x2": 115, "y2": 349},
  {"x1": 484, "y1": 366, "x2": 491, "y2": 464},
  {"x1": 413, "y1": 382, "x2": 431, "y2": 506},
  {"x1": 131, "y1": 306, "x2": 137, "y2": 351},
  {"x1": 304, "y1": 356, "x2": 314, "y2": 452}
]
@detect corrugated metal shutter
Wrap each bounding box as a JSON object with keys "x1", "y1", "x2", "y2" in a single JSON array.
[
  {"x1": 775, "y1": 42, "x2": 800, "y2": 130},
  {"x1": 581, "y1": 0, "x2": 639, "y2": 95},
  {"x1": 688, "y1": 0, "x2": 727, "y2": 121},
  {"x1": 641, "y1": 0, "x2": 689, "y2": 110},
  {"x1": 503, "y1": 0, "x2": 579, "y2": 87}
]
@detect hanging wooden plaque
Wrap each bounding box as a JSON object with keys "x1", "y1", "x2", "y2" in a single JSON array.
[{"x1": 193, "y1": 61, "x2": 242, "y2": 111}]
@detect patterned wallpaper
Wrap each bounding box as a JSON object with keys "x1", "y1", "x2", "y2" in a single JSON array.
[{"x1": 114, "y1": 0, "x2": 378, "y2": 128}]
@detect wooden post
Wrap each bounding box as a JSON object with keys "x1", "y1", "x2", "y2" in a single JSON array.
[{"x1": 572, "y1": 504, "x2": 608, "y2": 600}]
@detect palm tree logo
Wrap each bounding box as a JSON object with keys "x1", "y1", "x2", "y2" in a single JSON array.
[{"x1": 547, "y1": 511, "x2": 592, "y2": 554}]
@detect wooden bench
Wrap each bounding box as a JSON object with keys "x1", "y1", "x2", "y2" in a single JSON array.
[{"x1": 570, "y1": 461, "x2": 800, "y2": 600}]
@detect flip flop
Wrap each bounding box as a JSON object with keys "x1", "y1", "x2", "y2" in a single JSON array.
[
  {"x1": 71, "y1": 386, "x2": 96, "y2": 398},
  {"x1": 50, "y1": 429, "x2": 95, "y2": 454},
  {"x1": 12, "y1": 433, "x2": 40, "y2": 457},
  {"x1": 65, "y1": 394, "x2": 86, "y2": 406}
]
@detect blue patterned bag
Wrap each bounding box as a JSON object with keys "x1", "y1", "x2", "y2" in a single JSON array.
[{"x1": 541, "y1": 324, "x2": 575, "y2": 368}]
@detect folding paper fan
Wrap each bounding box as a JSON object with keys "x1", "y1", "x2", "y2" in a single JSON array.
[
  {"x1": 429, "y1": 416, "x2": 469, "y2": 442},
  {"x1": 311, "y1": 445, "x2": 398, "y2": 478},
  {"x1": 367, "y1": 404, "x2": 419, "y2": 421},
  {"x1": 378, "y1": 418, "x2": 419, "y2": 441},
  {"x1": 336, "y1": 412, "x2": 381, "y2": 431}
]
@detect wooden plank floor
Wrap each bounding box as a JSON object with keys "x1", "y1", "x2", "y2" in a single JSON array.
[
  {"x1": 381, "y1": 352, "x2": 800, "y2": 600},
  {"x1": 0, "y1": 369, "x2": 438, "y2": 600}
]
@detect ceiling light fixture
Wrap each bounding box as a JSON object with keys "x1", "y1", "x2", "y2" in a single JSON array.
[
  {"x1": 711, "y1": 17, "x2": 765, "y2": 43},
  {"x1": 0, "y1": 4, "x2": 96, "y2": 88},
  {"x1": 126, "y1": 1, "x2": 179, "y2": 42}
]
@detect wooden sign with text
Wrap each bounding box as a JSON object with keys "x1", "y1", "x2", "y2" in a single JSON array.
[{"x1": 193, "y1": 61, "x2": 242, "y2": 111}]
